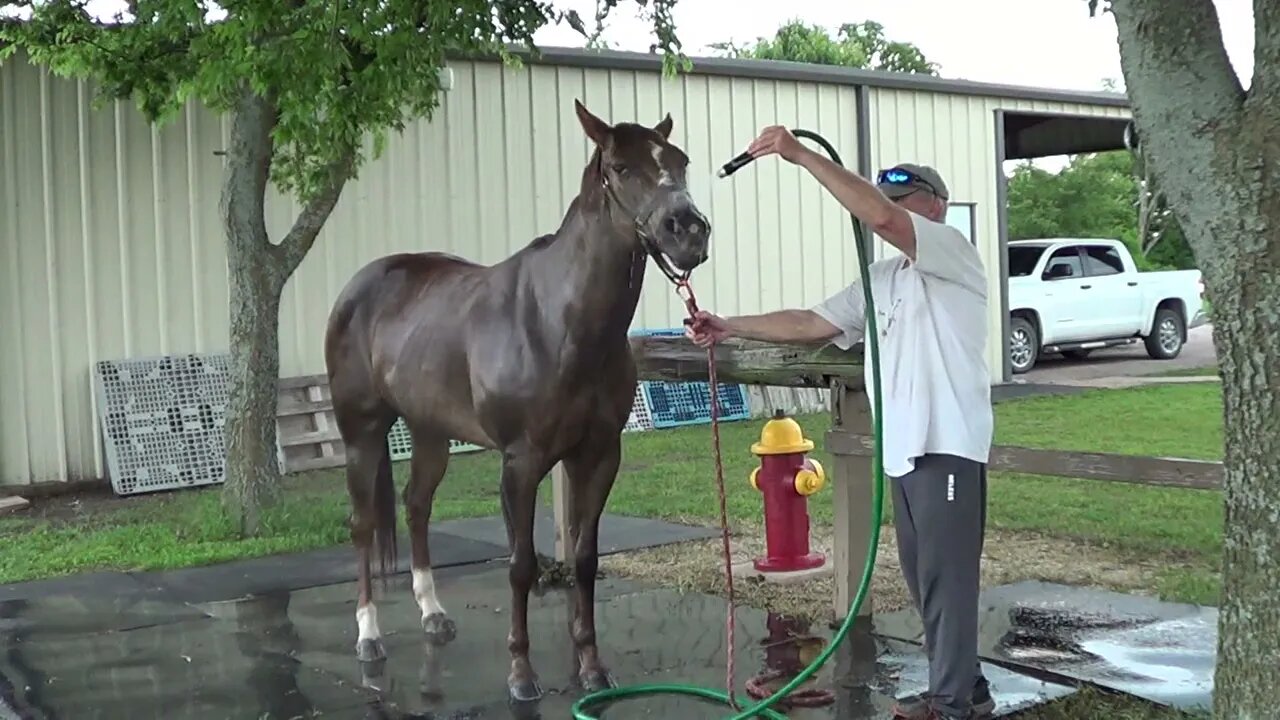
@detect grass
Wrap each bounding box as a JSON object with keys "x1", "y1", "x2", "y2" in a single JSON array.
[
  {"x1": 0, "y1": 383, "x2": 1226, "y2": 604},
  {"x1": 1149, "y1": 364, "x2": 1220, "y2": 377},
  {"x1": 1011, "y1": 687, "x2": 1207, "y2": 720}
]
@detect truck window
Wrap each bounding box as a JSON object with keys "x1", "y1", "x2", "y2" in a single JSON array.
[
  {"x1": 1042, "y1": 247, "x2": 1083, "y2": 280},
  {"x1": 1082, "y1": 245, "x2": 1125, "y2": 276},
  {"x1": 1008, "y1": 245, "x2": 1048, "y2": 277}
]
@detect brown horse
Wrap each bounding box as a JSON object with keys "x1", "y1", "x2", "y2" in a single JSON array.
[{"x1": 322, "y1": 100, "x2": 711, "y2": 702}]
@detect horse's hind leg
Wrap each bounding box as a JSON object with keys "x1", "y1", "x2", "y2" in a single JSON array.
[
  {"x1": 337, "y1": 409, "x2": 398, "y2": 663},
  {"x1": 561, "y1": 431, "x2": 621, "y2": 692},
  {"x1": 501, "y1": 445, "x2": 555, "y2": 703},
  {"x1": 403, "y1": 431, "x2": 456, "y2": 643}
]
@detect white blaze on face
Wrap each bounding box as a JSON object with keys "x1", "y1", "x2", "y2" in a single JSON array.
[
  {"x1": 413, "y1": 567, "x2": 447, "y2": 618},
  {"x1": 650, "y1": 141, "x2": 672, "y2": 187},
  {"x1": 356, "y1": 603, "x2": 381, "y2": 641}
]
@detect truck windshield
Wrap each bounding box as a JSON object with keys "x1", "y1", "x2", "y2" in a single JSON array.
[{"x1": 1009, "y1": 244, "x2": 1049, "y2": 277}]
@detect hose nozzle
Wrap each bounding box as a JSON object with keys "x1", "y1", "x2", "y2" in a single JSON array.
[{"x1": 717, "y1": 150, "x2": 756, "y2": 178}]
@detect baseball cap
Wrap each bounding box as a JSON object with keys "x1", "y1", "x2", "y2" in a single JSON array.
[{"x1": 877, "y1": 163, "x2": 949, "y2": 201}]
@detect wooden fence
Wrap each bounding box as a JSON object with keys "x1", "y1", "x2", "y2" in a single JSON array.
[{"x1": 277, "y1": 335, "x2": 1224, "y2": 621}]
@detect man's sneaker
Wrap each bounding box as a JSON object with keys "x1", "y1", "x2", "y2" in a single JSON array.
[{"x1": 890, "y1": 680, "x2": 995, "y2": 719}]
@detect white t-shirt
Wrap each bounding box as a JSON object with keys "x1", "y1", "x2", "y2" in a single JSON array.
[{"x1": 811, "y1": 210, "x2": 992, "y2": 478}]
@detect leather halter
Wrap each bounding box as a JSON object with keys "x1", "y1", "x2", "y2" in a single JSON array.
[{"x1": 597, "y1": 152, "x2": 691, "y2": 286}]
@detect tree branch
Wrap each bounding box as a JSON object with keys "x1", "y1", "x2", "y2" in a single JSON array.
[
  {"x1": 273, "y1": 153, "x2": 354, "y2": 276},
  {"x1": 1253, "y1": 0, "x2": 1280, "y2": 101},
  {"x1": 1106, "y1": 0, "x2": 1245, "y2": 243},
  {"x1": 1109, "y1": 0, "x2": 1243, "y2": 118}
]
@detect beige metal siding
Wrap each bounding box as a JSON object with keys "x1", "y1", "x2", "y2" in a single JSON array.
[
  {"x1": 865, "y1": 88, "x2": 1131, "y2": 376},
  {"x1": 1, "y1": 55, "x2": 860, "y2": 487}
]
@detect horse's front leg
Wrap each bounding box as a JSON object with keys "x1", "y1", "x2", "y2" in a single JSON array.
[
  {"x1": 501, "y1": 448, "x2": 552, "y2": 703},
  {"x1": 562, "y1": 433, "x2": 621, "y2": 692}
]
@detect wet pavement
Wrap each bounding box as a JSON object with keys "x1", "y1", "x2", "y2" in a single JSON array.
[
  {"x1": 0, "y1": 510, "x2": 718, "y2": 606},
  {"x1": 0, "y1": 562, "x2": 1077, "y2": 719},
  {"x1": 874, "y1": 580, "x2": 1216, "y2": 714}
]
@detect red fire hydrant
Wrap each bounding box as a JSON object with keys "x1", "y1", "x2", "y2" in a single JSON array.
[{"x1": 749, "y1": 410, "x2": 826, "y2": 573}]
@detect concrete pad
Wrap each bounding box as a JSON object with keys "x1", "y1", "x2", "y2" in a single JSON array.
[
  {"x1": 439, "y1": 505, "x2": 719, "y2": 557},
  {"x1": 0, "y1": 563, "x2": 1075, "y2": 719},
  {"x1": 0, "y1": 496, "x2": 29, "y2": 515},
  {"x1": 874, "y1": 580, "x2": 1216, "y2": 713},
  {"x1": 728, "y1": 557, "x2": 833, "y2": 585}
]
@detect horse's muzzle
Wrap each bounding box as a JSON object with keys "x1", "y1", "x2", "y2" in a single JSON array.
[{"x1": 657, "y1": 205, "x2": 711, "y2": 270}]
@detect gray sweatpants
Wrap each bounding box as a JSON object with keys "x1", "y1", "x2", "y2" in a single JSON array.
[{"x1": 892, "y1": 453, "x2": 988, "y2": 718}]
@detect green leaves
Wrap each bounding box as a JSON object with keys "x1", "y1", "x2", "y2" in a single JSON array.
[
  {"x1": 1006, "y1": 152, "x2": 1196, "y2": 270},
  {"x1": 710, "y1": 19, "x2": 939, "y2": 75},
  {"x1": 2, "y1": 0, "x2": 687, "y2": 203}
]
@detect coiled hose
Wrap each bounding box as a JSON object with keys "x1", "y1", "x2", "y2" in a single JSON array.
[{"x1": 569, "y1": 129, "x2": 886, "y2": 719}]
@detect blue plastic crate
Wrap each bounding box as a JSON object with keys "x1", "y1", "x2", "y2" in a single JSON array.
[{"x1": 632, "y1": 328, "x2": 751, "y2": 428}]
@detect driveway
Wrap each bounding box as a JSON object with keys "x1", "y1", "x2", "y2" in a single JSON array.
[{"x1": 1020, "y1": 324, "x2": 1217, "y2": 384}]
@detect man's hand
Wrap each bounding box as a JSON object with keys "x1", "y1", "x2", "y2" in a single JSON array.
[
  {"x1": 747, "y1": 125, "x2": 810, "y2": 164},
  {"x1": 684, "y1": 310, "x2": 734, "y2": 347}
]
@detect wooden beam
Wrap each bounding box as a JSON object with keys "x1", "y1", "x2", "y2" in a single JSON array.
[
  {"x1": 824, "y1": 433, "x2": 1224, "y2": 490},
  {"x1": 629, "y1": 335, "x2": 864, "y2": 389}
]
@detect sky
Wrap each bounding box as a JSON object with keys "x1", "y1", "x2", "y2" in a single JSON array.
[{"x1": 532, "y1": 0, "x2": 1256, "y2": 94}]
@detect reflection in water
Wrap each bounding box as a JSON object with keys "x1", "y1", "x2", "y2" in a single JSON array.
[
  {"x1": 0, "y1": 598, "x2": 48, "y2": 720},
  {"x1": 361, "y1": 627, "x2": 500, "y2": 719},
  {"x1": 230, "y1": 591, "x2": 315, "y2": 720},
  {"x1": 744, "y1": 613, "x2": 834, "y2": 708},
  {"x1": 833, "y1": 615, "x2": 878, "y2": 719}
]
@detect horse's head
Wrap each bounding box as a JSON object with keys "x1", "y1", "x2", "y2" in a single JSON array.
[{"x1": 575, "y1": 100, "x2": 711, "y2": 277}]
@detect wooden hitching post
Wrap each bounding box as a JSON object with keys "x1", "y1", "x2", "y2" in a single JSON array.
[
  {"x1": 551, "y1": 463, "x2": 574, "y2": 563},
  {"x1": 827, "y1": 379, "x2": 876, "y2": 621}
]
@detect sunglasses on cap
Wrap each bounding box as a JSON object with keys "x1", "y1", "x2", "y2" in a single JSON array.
[{"x1": 877, "y1": 167, "x2": 945, "y2": 199}]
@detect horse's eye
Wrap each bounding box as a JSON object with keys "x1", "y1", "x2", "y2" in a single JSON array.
[{"x1": 610, "y1": 163, "x2": 628, "y2": 176}]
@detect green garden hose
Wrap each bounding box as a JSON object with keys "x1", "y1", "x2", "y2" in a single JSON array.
[{"x1": 570, "y1": 129, "x2": 886, "y2": 720}]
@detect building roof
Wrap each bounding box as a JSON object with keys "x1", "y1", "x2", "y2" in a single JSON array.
[{"x1": 510, "y1": 45, "x2": 1131, "y2": 109}]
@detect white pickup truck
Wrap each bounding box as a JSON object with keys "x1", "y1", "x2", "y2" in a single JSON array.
[{"x1": 1006, "y1": 238, "x2": 1208, "y2": 373}]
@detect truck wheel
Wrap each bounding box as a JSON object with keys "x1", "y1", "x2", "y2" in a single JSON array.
[
  {"x1": 1062, "y1": 349, "x2": 1093, "y2": 361},
  {"x1": 1010, "y1": 316, "x2": 1039, "y2": 374},
  {"x1": 1145, "y1": 307, "x2": 1185, "y2": 359}
]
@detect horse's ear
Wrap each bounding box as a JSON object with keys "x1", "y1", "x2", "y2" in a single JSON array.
[
  {"x1": 654, "y1": 113, "x2": 674, "y2": 139},
  {"x1": 575, "y1": 99, "x2": 611, "y2": 146}
]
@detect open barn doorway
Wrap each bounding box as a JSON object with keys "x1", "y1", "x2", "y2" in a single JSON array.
[{"x1": 993, "y1": 110, "x2": 1133, "y2": 381}]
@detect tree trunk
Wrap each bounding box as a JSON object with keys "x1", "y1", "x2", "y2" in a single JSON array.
[
  {"x1": 224, "y1": 238, "x2": 286, "y2": 536},
  {"x1": 1213, "y1": 286, "x2": 1280, "y2": 719},
  {"x1": 218, "y1": 87, "x2": 285, "y2": 538},
  {"x1": 217, "y1": 85, "x2": 352, "y2": 537},
  {"x1": 1106, "y1": 1, "x2": 1280, "y2": 715}
]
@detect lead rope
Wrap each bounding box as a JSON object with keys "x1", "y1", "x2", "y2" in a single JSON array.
[{"x1": 674, "y1": 278, "x2": 739, "y2": 710}]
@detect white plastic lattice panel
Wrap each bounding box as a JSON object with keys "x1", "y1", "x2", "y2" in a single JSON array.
[
  {"x1": 387, "y1": 418, "x2": 415, "y2": 461},
  {"x1": 386, "y1": 418, "x2": 483, "y2": 460},
  {"x1": 93, "y1": 352, "x2": 282, "y2": 496},
  {"x1": 623, "y1": 383, "x2": 654, "y2": 433}
]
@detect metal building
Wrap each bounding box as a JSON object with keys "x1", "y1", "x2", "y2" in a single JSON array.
[{"x1": 0, "y1": 47, "x2": 1131, "y2": 489}]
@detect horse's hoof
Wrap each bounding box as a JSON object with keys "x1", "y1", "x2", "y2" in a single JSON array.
[
  {"x1": 579, "y1": 666, "x2": 617, "y2": 693},
  {"x1": 422, "y1": 613, "x2": 457, "y2": 644},
  {"x1": 508, "y1": 675, "x2": 544, "y2": 703},
  {"x1": 360, "y1": 658, "x2": 388, "y2": 690},
  {"x1": 356, "y1": 637, "x2": 386, "y2": 663}
]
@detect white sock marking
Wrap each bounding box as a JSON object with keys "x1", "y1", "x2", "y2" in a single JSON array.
[
  {"x1": 356, "y1": 603, "x2": 381, "y2": 641},
  {"x1": 413, "y1": 567, "x2": 447, "y2": 618}
]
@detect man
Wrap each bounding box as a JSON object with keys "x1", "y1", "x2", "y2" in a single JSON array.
[{"x1": 686, "y1": 126, "x2": 994, "y2": 720}]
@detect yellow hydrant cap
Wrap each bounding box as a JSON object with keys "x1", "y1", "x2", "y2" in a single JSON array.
[{"x1": 751, "y1": 410, "x2": 815, "y2": 455}]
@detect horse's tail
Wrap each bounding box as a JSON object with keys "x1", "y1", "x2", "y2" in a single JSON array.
[{"x1": 373, "y1": 434, "x2": 399, "y2": 586}]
